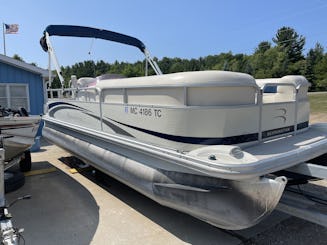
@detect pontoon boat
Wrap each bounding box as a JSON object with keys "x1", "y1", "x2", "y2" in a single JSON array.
[{"x1": 40, "y1": 25, "x2": 327, "y2": 230}]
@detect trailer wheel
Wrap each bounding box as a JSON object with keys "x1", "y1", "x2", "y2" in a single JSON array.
[
  {"x1": 19, "y1": 150, "x2": 32, "y2": 172},
  {"x1": 4, "y1": 171, "x2": 25, "y2": 193}
]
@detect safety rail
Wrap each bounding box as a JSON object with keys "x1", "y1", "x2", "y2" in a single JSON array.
[
  {"x1": 47, "y1": 87, "x2": 99, "y2": 100},
  {"x1": 257, "y1": 83, "x2": 301, "y2": 141},
  {"x1": 47, "y1": 81, "x2": 304, "y2": 143}
]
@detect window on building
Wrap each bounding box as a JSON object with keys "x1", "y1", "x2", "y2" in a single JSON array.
[{"x1": 0, "y1": 83, "x2": 30, "y2": 111}]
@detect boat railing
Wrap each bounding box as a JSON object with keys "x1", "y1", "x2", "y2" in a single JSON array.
[
  {"x1": 47, "y1": 88, "x2": 64, "y2": 99},
  {"x1": 257, "y1": 82, "x2": 301, "y2": 141},
  {"x1": 261, "y1": 83, "x2": 298, "y2": 102},
  {"x1": 47, "y1": 87, "x2": 99, "y2": 101},
  {"x1": 46, "y1": 80, "x2": 305, "y2": 142}
]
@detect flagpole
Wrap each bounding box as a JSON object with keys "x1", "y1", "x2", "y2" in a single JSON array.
[{"x1": 2, "y1": 23, "x2": 6, "y2": 56}]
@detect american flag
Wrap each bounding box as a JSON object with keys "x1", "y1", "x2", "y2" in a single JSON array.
[{"x1": 5, "y1": 24, "x2": 19, "y2": 34}]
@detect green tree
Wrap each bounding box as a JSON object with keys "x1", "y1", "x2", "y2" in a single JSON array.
[
  {"x1": 305, "y1": 43, "x2": 324, "y2": 90},
  {"x1": 12, "y1": 54, "x2": 24, "y2": 62},
  {"x1": 313, "y1": 53, "x2": 327, "y2": 91},
  {"x1": 273, "y1": 26, "x2": 305, "y2": 63},
  {"x1": 169, "y1": 58, "x2": 184, "y2": 73},
  {"x1": 95, "y1": 60, "x2": 110, "y2": 76},
  {"x1": 158, "y1": 57, "x2": 173, "y2": 73},
  {"x1": 255, "y1": 41, "x2": 271, "y2": 54},
  {"x1": 251, "y1": 46, "x2": 291, "y2": 78}
]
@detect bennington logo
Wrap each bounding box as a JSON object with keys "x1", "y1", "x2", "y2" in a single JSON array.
[{"x1": 262, "y1": 126, "x2": 294, "y2": 138}]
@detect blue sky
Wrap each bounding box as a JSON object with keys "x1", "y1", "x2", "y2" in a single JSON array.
[{"x1": 1, "y1": 0, "x2": 326, "y2": 68}]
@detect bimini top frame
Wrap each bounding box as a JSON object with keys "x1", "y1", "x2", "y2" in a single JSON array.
[{"x1": 40, "y1": 25, "x2": 162, "y2": 86}]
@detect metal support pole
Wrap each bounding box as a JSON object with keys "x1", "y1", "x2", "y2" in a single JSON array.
[
  {"x1": 0, "y1": 146, "x2": 5, "y2": 208},
  {"x1": 0, "y1": 137, "x2": 5, "y2": 207},
  {"x1": 2, "y1": 23, "x2": 6, "y2": 56},
  {"x1": 145, "y1": 58, "x2": 148, "y2": 76},
  {"x1": 293, "y1": 85, "x2": 300, "y2": 136},
  {"x1": 258, "y1": 88, "x2": 263, "y2": 142},
  {"x1": 98, "y1": 88, "x2": 103, "y2": 131}
]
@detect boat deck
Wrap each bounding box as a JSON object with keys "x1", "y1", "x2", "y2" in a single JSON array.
[{"x1": 246, "y1": 126, "x2": 326, "y2": 160}]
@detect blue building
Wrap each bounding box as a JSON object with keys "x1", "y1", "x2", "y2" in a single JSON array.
[{"x1": 0, "y1": 54, "x2": 48, "y2": 115}]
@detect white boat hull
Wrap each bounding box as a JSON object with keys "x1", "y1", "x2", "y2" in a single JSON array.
[{"x1": 0, "y1": 116, "x2": 41, "y2": 161}]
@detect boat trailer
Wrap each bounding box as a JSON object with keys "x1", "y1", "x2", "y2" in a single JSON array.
[{"x1": 276, "y1": 156, "x2": 327, "y2": 227}]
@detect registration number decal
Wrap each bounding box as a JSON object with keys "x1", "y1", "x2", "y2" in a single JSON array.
[{"x1": 125, "y1": 106, "x2": 162, "y2": 118}]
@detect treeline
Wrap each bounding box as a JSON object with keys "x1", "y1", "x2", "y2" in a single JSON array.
[{"x1": 55, "y1": 27, "x2": 327, "y2": 91}]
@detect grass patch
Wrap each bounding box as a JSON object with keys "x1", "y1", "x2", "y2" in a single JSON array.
[{"x1": 308, "y1": 92, "x2": 327, "y2": 114}]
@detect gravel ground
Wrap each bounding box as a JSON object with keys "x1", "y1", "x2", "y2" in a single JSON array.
[{"x1": 246, "y1": 217, "x2": 327, "y2": 245}]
